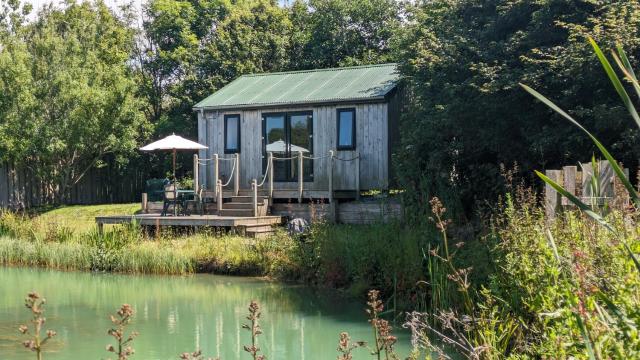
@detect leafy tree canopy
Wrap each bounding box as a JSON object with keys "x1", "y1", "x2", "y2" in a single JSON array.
[
  {"x1": 0, "y1": 0, "x2": 150, "y2": 202},
  {"x1": 394, "y1": 0, "x2": 640, "y2": 214}
]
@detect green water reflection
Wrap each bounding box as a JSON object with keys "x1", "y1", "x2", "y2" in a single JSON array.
[{"x1": 0, "y1": 267, "x2": 413, "y2": 359}]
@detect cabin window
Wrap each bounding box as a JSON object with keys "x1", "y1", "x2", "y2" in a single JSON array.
[
  {"x1": 224, "y1": 114, "x2": 240, "y2": 153},
  {"x1": 337, "y1": 108, "x2": 356, "y2": 150}
]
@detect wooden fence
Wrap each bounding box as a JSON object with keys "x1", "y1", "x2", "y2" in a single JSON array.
[
  {"x1": 0, "y1": 163, "x2": 145, "y2": 210},
  {"x1": 544, "y1": 160, "x2": 630, "y2": 218}
]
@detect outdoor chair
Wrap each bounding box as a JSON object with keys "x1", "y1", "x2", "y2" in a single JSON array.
[
  {"x1": 161, "y1": 184, "x2": 179, "y2": 216},
  {"x1": 145, "y1": 178, "x2": 170, "y2": 202}
]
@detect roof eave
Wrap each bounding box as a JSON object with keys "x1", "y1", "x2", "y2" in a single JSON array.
[{"x1": 192, "y1": 95, "x2": 390, "y2": 112}]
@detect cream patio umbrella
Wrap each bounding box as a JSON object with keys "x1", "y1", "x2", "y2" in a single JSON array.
[{"x1": 140, "y1": 134, "x2": 208, "y2": 185}]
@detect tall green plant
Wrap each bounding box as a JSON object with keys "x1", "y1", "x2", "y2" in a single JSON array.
[
  {"x1": 521, "y1": 38, "x2": 640, "y2": 359},
  {"x1": 520, "y1": 38, "x2": 640, "y2": 272}
]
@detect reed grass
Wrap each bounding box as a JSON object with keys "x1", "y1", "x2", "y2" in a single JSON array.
[
  {"x1": 0, "y1": 204, "x2": 441, "y2": 304},
  {"x1": 0, "y1": 236, "x2": 92, "y2": 270}
]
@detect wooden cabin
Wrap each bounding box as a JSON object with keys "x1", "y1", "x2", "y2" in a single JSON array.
[
  {"x1": 98, "y1": 64, "x2": 403, "y2": 235},
  {"x1": 192, "y1": 63, "x2": 402, "y2": 202}
]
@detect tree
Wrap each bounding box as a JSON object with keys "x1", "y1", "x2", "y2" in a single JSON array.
[
  {"x1": 140, "y1": 0, "x2": 291, "y2": 139},
  {"x1": 394, "y1": 0, "x2": 640, "y2": 215},
  {"x1": 288, "y1": 0, "x2": 401, "y2": 69},
  {"x1": 0, "y1": 1, "x2": 149, "y2": 202}
]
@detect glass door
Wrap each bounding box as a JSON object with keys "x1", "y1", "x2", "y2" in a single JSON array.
[
  {"x1": 263, "y1": 113, "x2": 287, "y2": 182},
  {"x1": 263, "y1": 111, "x2": 313, "y2": 182}
]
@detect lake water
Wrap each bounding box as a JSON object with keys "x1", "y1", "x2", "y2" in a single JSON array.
[{"x1": 0, "y1": 267, "x2": 414, "y2": 359}]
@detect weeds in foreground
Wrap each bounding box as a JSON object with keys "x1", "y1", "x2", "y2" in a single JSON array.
[
  {"x1": 521, "y1": 38, "x2": 640, "y2": 358},
  {"x1": 106, "y1": 304, "x2": 138, "y2": 360},
  {"x1": 337, "y1": 332, "x2": 365, "y2": 360},
  {"x1": 366, "y1": 289, "x2": 399, "y2": 360},
  {"x1": 242, "y1": 300, "x2": 265, "y2": 360},
  {"x1": 179, "y1": 350, "x2": 217, "y2": 360},
  {"x1": 16, "y1": 291, "x2": 406, "y2": 359},
  {"x1": 18, "y1": 292, "x2": 56, "y2": 360}
]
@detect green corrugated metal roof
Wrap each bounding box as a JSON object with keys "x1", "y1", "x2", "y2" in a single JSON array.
[{"x1": 193, "y1": 63, "x2": 399, "y2": 110}]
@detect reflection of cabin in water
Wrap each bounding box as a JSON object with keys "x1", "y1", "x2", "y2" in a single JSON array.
[{"x1": 192, "y1": 63, "x2": 403, "y2": 202}]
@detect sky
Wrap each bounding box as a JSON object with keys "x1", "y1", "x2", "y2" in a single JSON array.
[
  {"x1": 27, "y1": 0, "x2": 145, "y2": 10},
  {"x1": 25, "y1": 0, "x2": 146, "y2": 20}
]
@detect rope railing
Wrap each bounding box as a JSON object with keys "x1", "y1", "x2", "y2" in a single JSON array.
[
  {"x1": 302, "y1": 153, "x2": 332, "y2": 160},
  {"x1": 220, "y1": 158, "x2": 237, "y2": 187},
  {"x1": 256, "y1": 156, "x2": 271, "y2": 188},
  {"x1": 194, "y1": 149, "x2": 360, "y2": 215}
]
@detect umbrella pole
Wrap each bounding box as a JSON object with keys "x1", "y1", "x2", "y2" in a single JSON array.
[
  {"x1": 172, "y1": 149, "x2": 177, "y2": 184},
  {"x1": 173, "y1": 149, "x2": 177, "y2": 216}
]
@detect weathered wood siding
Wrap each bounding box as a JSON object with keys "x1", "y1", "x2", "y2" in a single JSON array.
[
  {"x1": 271, "y1": 201, "x2": 402, "y2": 224},
  {"x1": 199, "y1": 102, "x2": 390, "y2": 192}
]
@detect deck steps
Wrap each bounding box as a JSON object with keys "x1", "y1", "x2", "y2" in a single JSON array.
[
  {"x1": 229, "y1": 195, "x2": 269, "y2": 203},
  {"x1": 223, "y1": 202, "x2": 255, "y2": 209},
  {"x1": 216, "y1": 195, "x2": 270, "y2": 219},
  {"x1": 219, "y1": 209, "x2": 254, "y2": 217}
]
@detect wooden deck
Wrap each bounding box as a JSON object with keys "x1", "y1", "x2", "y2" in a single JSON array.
[{"x1": 95, "y1": 213, "x2": 283, "y2": 233}]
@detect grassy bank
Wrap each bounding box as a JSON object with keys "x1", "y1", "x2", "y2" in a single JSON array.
[{"x1": 0, "y1": 205, "x2": 441, "y2": 308}]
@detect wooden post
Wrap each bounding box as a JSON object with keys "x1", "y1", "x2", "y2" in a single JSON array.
[
  {"x1": 298, "y1": 151, "x2": 304, "y2": 203},
  {"x1": 268, "y1": 152, "x2": 274, "y2": 198},
  {"x1": 562, "y1": 166, "x2": 576, "y2": 206},
  {"x1": 328, "y1": 150, "x2": 334, "y2": 204},
  {"x1": 193, "y1": 154, "x2": 199, "y2": 192},
  {"x1": 545, "y1": 169, "x2": 562, "y2": 220},
  {"x1": 355, "y1": 151, "x2": 360, "y2": 201},
  {"x1": 217, "y1": 180, "x2": 223, "y2": 213},
  {"x1": 141, "y1": 193, "x2": 148, "y2": 214},
  {"x1": 252, "y1": 179, "x2": 258, "y2": 217},
  {"x1": 234, "y1": 153, "x2": 240, "y2": 196},
  {"x1": 213, "y1": 154, "x2": 219, "y2": 197}
]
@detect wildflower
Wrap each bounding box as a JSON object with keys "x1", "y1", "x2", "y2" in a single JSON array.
[
  {"x1": 106, "y1": 304, "x2": 137, "y2": 360},
  {"x1": 243, "y1": 300, "x2": 265, "y2": 360},
  {"x1": 337, "y1": 332, "x2": 364, "y2": 360},
  {"x1": 18, "y1": 291, "x2": 56, "y2": 358}
]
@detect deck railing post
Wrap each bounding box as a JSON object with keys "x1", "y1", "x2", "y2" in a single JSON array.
[
  {"x1": 213, "y1": 153, "x2": 219, "y2": 197},
  {"x1": 268, "y1": 152, "x2": 274, "y2": 198},
  {"x1": 234, "y1": 153, "x2": 240, "y2": 196},
  {"x1": 193, "y1": 154, "x2": 199, "y2": 192},
  {"x1": 328, "y1": 150, "x2": 334, "y2": 203},
  {"x1": 252, "y1": 179, "x2": 258, "y2": 217},
  {"x1": 141, "y1": 193, "x2": 148, "y2": 213},
  {"x1": 355, "y1": 151, "x2": 360, "y2": 201},
  {"x1": 298, "y1": 151, "x2": 303, "y2": 203},
  {"x1": 217, "y1": 180, "x2": 223, "y2": 213}
]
